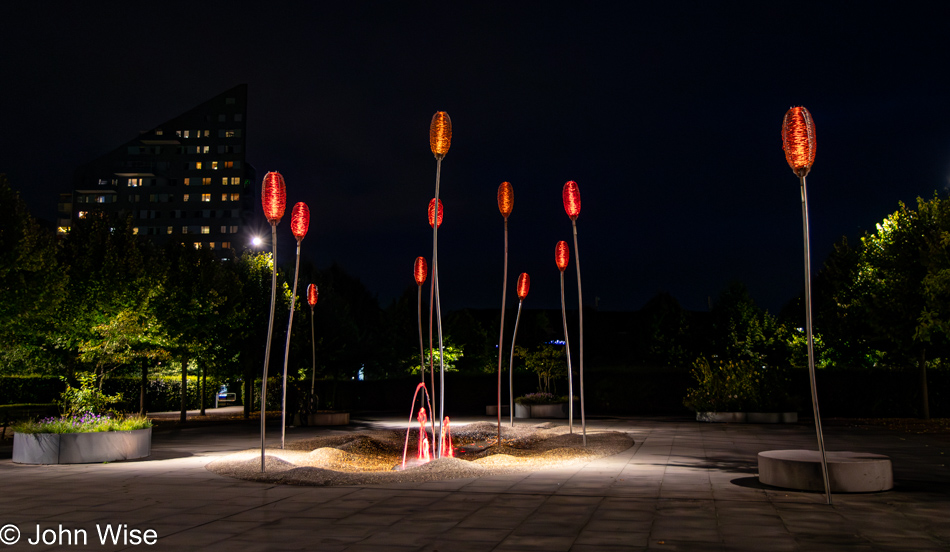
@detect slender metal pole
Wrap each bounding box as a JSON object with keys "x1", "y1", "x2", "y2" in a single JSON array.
[
  {"x1": 432, "y1": 157, "x2": 445, "y2": 458},
  {"x1": 310, "y1": 305, "x2": 316, "y2": 397},
  {"x1": 572, "y1": 220, "x2": 586, "y2": 446},
  {"x1": 417, "y1": 285, "x2": 425, "y2": 383},
  {"x1": 800, "y1": 175, "x2": 832, "y2": 504},
  {"x1": 260, "y1": 223, "x2": 278, "y2": 472},
  {"x1": 497, "y1": 218, "x2": 509, "y2": 445},
  {"x1": 560, "y1": 270, "x2": 574, "y2": 433},
  {"x1": 509, "y1": 299, "x2": 523, "y2": 427},
  {"x1": 280, "y1": 240, "x2": 302, "y2": 449}
]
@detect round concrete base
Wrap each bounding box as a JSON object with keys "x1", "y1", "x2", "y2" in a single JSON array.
[{"x1": 758, "y1": 449, "x2": 893, "y2": 492}]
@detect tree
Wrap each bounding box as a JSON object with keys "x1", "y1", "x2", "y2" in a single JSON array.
[
  {"x1": 854, "y1": 195, "x2": 950, "y2": 418},
  {"x1": 0, "y1": 175, "x2": 66, "y2": 374},
  {"x1": 708, "y1": 282, "x2": 788, "y2": 366}
]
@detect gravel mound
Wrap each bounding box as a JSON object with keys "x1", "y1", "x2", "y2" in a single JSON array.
[{"x1": 207, "y1": 422, "x2": 633, "y2": 486}]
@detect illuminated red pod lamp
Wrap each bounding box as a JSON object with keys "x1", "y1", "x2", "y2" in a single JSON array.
[
  {"x1": 555, "y1": 240, "x2": 575, "y2": 433},
  {"x1": 413, "y1": 256, "x2": 428, "y2": 384},
  {"x1": 508, "y1": 272, "x2": 529, "y2": 426},
  {"x1": 561, "y1": 180, "x2": 586, "y2": 445},
  {"x1": 495, "y1": 181, "x2": 514, "y2": 440},
  {"x1": 307, "y1": 283, "x2": 319, "y2": 396},
  {"x1": 280, "y1": 202, "x2": 310, "y2": 448},
  {"x1": 258, "y1": 171, "x2": 287, "y2": 472}
]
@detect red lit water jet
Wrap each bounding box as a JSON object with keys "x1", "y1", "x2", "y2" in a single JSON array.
[
  {"x1": 440, "y1": 416, "x2": 454, "y2": 458},
  {"x1": 401, "y1": 382, "x2": 435, "y2": 469}
]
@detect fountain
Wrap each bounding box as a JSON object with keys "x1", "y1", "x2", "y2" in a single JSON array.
[{"x1": 401, "y1": 382, "x2": 435, "y2": 469}]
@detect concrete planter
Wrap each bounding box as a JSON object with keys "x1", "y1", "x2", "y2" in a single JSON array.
[
  {"x1": 697, "y1": 412, "x2": 798, "y2": 423},
  {"x1": 514, "y1": 403, "x2": 570, "y2": 419},
  {"x1": 13, "y1": 428, "x2": 151, "y2": 464},
  {"x1": 307, "y1": 411, "x2": 349, "y2": 426},
  {"x1": 485, "y1": 405, "x2": 510, "y2": 416}
]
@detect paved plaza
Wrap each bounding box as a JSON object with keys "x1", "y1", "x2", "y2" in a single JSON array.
[{"x1": 1, "y1": 413, "x2": 947, "y2": 551}]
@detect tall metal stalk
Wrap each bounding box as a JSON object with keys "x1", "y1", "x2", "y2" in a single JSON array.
[
  {"x1": 260, "y1": 223, "x2": 277, "y2": 472},
  {"x1": 508, "y1": 298, "x2": 524, "y2": 427},
  {"x1": 497, "y1": 217, "x2": 508, "y2": 444},
  {"x1": 432, "y1": 159, "x2": 445, "y2": 457},
  {"x1": 571, "y1": 220, "x2": 586, "y2": 446},
  {"x1": 280, "y1": 240, "x2": 302, "y2": 449},
  {"x1": 800, "y1": 175, "x2": 832, "y2": 504},
  {"x1": 559, "y1": 270, "x2": 574, "y2": 433}
]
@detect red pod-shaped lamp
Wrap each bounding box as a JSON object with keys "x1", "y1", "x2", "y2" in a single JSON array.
[
  {"x1": 290, "y1": 202, "x2": 310, "y2": 241},
  {"x1": 307, "y1": 283, "x2": 318, "y2": 307},
  {"x1": 563, "y1": 180, "x2": 580, "y2": 220},
  {"x1": 262, "y1": 172, "x2": 287, "y2": 223},
  {"x1": 517, "y1": 272, "x2": 530, "y2": 299},
  {"x1": 555, "y1": 241, "x2": 570, "y2": 272},
  {"x1": 498, "y1": 181, "x2": 513, "y2": 219},
  {"x1": 428, "y1": 198, "x2": 443, "y2": 228},
  {"x1": 429, "y1": 111, "x2": 452, "y2": 160},
  {"x1": 414, "y1": 256, "x2": 428, "y2": 286},
  {"x1": 782, "y1": 106, "x2": 817, "y2": 178}
]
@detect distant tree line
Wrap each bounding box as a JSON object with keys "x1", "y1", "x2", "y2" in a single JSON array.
[{"x1": 1, "y1": 174, "x2": 947, "y2": 417}]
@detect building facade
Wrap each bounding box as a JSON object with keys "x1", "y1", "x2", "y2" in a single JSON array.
[{"x1": 65, "y1": 85, "x2": 255, "y2": 257}]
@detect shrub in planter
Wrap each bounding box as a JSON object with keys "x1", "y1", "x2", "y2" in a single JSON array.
[
  {"x1": 683, "y1": 357, "x2": 793, "y2": 413},
  {"x1": 515, "y1": 392, "x2": 571, "y2": 406}
]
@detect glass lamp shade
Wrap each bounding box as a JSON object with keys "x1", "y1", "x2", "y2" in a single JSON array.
[
  {"x1": 414, "y1": 256, "x2": 428, "y2": 286},
  {"x1": 562, "y1": 180, "x2": 581, "y2": 220},
  {"x1": 428, "y1": 198, "x2": 443, "y2": 228},
  {"x1": 782, "y1": 106, "x2": 816, "y2": 178},
  {"x1": 555, "y1": 240, "x2": 570, "y2": 272},
  {"x1": 261, "y1": 172, "x2": 287, "y2": 223},
  {"x1": 517, "y1": 272, "x2": 530, "y2": 299},
  {"x1": 497, "y1": 181, "x2": 513, "y2": 218},
  {"x1": 307, "y1": 284, "x2": 318, "y2": 307},
  {"x1": 429, "y1": 111, "x2": 452, "y2": 160},
  {"x1": 290, "y1": 202, "x2": 310, "y2": 241}
]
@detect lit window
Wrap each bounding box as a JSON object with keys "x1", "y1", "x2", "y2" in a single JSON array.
[
  {"x1": 184, "y1": 130, "x2": 190, "y2": 138},
  {"x1": 230, "y1": 193, "x2": 240, "y2": 201},
  {"x1": 201, "y1": 226, "x2": 210, "y2": 234},
  {"x1": 128, "y1": 178, "x2": 141, "y2": 187},
  {"x1": 167, "y1": 226, "x2": 173, "y2": 234},
  {"x1": 155, "y1": 129, "x2": 163, "y2": 136},
  {"x1": 220, "y1": 225, "x2": 227, "y2": 233},
  {"x1": 182, "y1": 226, "x2": 188, "y2": 234},
  {"x1": 211, "y1": 161, "x2": 218, "y2": 170},
  {"x1": 201, "y1": 145, "x2": 209, "y2": 154},
  {"x1": 221, "y1": 194, "x2": 228, "y2": 201},
  {"x1": 230, "y1": 177, "x2": 240, "y2": 185},
  {"x1": 183, "y1": 194, "x2": 190, "y2": 202},
  {"x1": 201, "y1": 194, "x2": 211, "y2": 202},
  {"x1": 194, "y1": 243, "x2": 201, "y2": 249},
  {"x1": 209, "y1": 242, "x2": 216, "y2": 249},
  {"x1": 133, "y1": 227, "x2": 139, "y2": 235},
  {"x1": 202, "y1": 178, "x2": 211, "y2": 186},
  {"x1": 195, "y1": 162, "x2": 202, "y2": 170},
  {"x1": 230, "y1": 225, "x2": 238, "y2": 233},
  {"x1": 222, "y1": 241, "x2": 231, "y2": 249},
  {"x1": 225, "y1": 130, "x2": 236, "y2": 138},
  {"x1": 203, "y1": 130, "x2": 210, "y2": 137},
  {"x1": 183, "y1": 178, "x2": 190, "y2": 186},
  {"x1": 78, "y1": 211, "x2": 88, "y2": 219},
  {"x1": 221, "y1": 177, "x2": 228, "y2": 185},
  {"x1": 223, "y1": 161, "x2": 233, "y2": 169}
]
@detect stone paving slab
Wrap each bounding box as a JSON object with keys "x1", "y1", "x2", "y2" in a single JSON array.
[{"x1": 0, "y1": 415, "x2": 947, "y2": 551}]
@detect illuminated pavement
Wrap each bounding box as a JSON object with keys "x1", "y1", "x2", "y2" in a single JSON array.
[{"x1": 1, "y1": 414, "x2": 948, "y2": 551}]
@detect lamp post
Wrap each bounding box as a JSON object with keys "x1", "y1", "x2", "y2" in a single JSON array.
[
  {"x1": 429, "y1": 111, "x2": 451, "y2": 457},
  {"x1": 562, "y1": 180, "x2": 586, "y2": 445},
  {"x1": 555, "y1": 240, "x2": 574, "y2": 433},
  {"x1": 259, "y1": 171, "x2": 286, "y2": 472},
  {"x1": 782, "y1": 105, "x2": 831, "y2": 504},
  {"x1": 509, "y1": 272, "x2": 529, "y2": 427},
  {"x1": 496, "y1": 181, "x2": 513, "y2": 445},
  {"x1": 307, "y1": 284, "x2": 318, "y2": 398}
]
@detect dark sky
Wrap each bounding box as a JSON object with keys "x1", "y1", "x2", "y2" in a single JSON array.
[{"x1": 2, "y1": 2, "x2": 949, "y2": 313}]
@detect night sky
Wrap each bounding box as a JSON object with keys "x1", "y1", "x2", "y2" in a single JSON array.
[{"x1": 3, "y1": 2, "x2": 949, "y2": 313}]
